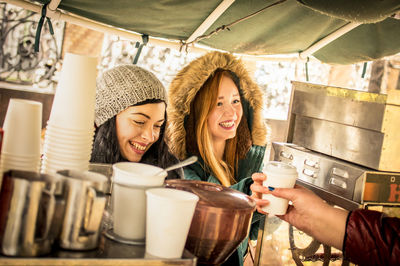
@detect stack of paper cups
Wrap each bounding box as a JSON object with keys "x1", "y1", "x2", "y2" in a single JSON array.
[
  {"x1": 41, "y1": 53, "x2": 98, "y2": 174},
  {"x1": 0, "y1": 99, "x2": 43, "y2": 174}
]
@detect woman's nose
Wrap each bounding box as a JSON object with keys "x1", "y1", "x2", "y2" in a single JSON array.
[
  {"x1": 224, "y1": 104, "x2": 237, "y2": 118},
  {"x1": 141, "y1": 125, "x2": 155, "y2": 141}
]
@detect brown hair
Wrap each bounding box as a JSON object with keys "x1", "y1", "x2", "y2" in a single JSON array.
[{"x1": 186, "y1": 69, "x2": 251, "y2": 186}]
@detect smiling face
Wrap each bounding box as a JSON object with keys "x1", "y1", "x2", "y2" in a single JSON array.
[
  {"x1": 116, "y1": 102, "x2": 165, "y2": 162},
  {"x1": 207, "y1": 74, "x2": 243, "y2": 143}
]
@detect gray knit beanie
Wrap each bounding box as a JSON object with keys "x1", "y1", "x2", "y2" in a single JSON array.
[{"x1": 95, "y1": 65, "x2": 167, "y2": 126}]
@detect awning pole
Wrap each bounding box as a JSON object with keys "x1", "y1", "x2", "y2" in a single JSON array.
[
  {"x1": 186, "y1": 0, "x2": 235, "y2": 43},
  {"x1": 299, "y1": 22, "x2": 361, "y2": 59},
  {"x1": 48, "y1": 0, "x2": 61, "y2": 12}
]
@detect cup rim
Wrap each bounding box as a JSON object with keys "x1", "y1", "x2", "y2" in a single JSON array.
[
  {"x1": 46, "y1": 123, "x2": 94, "y2": 134},
  {"x1": 146, "y1": 188, "x2": 199, "y2": 203},
  {"x1": 43, "y1": 146, "x2": 92, "y2": 156},
  {"x1": 112, "y1": 162, "x2": 167, "y2": 187}
]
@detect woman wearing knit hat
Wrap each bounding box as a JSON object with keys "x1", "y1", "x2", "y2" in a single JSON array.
[
  {"x1": 91, "y1": 64, "x2": 182, "y2": 180},
  {"x1": 167, "y1": 51, "x2": 269, "y2": 265}
]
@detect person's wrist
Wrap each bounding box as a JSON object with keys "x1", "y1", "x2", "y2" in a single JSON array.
[{"x1": 305, "y1": 201, "x2": 333, "y2": 238}]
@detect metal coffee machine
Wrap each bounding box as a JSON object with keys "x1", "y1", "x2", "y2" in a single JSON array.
[
  {"x1": 0, "y1": 170, "x2": 64, "y2": 256},
  {"x1": 255, "y1": 82, "x2": 400, "y2": 265}
]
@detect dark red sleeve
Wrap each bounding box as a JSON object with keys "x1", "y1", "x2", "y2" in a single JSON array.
[{"x1": 344, "y1": 209, "x2": 400, "y2": 265}]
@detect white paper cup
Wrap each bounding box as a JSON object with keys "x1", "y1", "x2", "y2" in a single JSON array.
[
  {"x1": 111, "y1": 162, "x2": 167, "y2": 240},
  {"x1": 0, "y1": 158, "x2": 40, "y2": 172},
  {"x1": 41, "y1": 157, "x2": 89, "y2": 168},
  {"x1": 2, "y1": 99, "x2": 42, "y2": 156},
  {"x1": 43, "y1": 147, "x2": 92, "y2": 160},
  {"x1": 43, "y1": 141, "x2": 93, "y2": 154},
  {"x1": 145, "y1": 188, "x2": 199, "y2": 258},
  {"x1": 46, "y1": 121, "x2": 95, "y2": 135},
  {"x1": 48, "y1": 53, "x2": 97, "y2": 131},
  {"x1": 262, "y1": 161, "x2": 298, "y2": 215}
]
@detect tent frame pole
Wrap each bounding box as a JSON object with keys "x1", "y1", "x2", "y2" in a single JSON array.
[
  {"x1": 299, "y1": 22, "x2": 361, "y2": 59},
  {"x1": 186, "y1": 0, "x2": 235, "y2": 43}
]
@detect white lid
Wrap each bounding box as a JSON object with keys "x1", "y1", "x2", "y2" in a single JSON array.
[
  {"x1": 264, "y1": 161, "x2": 297, "y2": 176},
  {"x1": 112, "y1": 162, "x2": 167, "y2": 187}
]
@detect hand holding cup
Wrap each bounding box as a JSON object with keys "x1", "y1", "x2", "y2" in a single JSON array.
[{"x1": 259, "y1": 161, "x2": 298, "y2": 215}]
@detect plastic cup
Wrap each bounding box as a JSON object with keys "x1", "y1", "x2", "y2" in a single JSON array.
[
  {"x1": 0, "y1": 155, "x2": 40, "y2": 172},
  {"x1": 48, "y1": 53, "x2": 97, "y2": 131},
  {"x1": 43, "y1": 140, "x2": 93, "y2": 151},
  {"x1": 0, "y1": 152, "x2": 40, "y2": 160},
  {"x1": 261, "y1": 161, "x2": 298, "y2": 215},
  {"x1": 2, "y1": 99, "x2": 42, "y2": 156},
  {"x1": 46, "y1": 124, "x2": 95, "y2": 137},
  {"x1": 44, "y1": 133, "x2": 94, "y2": 147},
  {"x1": 43, "y1": 146, "x2": 92, "y2": 159},
  {"x1": 111, "y1": 162, "x2": 167, "y2": 240},
  {"x1": 145, "y1": 188, "x2": 199, "y2": 258},
  {"x1": 47, "y1": 121, "x2": 95, "y2": 133},
  {"x1": 42, "y1": 156, "x2": 89, "y2": 168}
]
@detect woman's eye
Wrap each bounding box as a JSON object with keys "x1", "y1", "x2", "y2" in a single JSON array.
[
  {"x1": 216, "y1": 102, "x2": 223, "y2": 106},
  {"x1": 154, "y1": 124, "x2": 162, "y2": 129},
  {"x1": 233, "y1": 99, "x2": 240, "y2": 104},
  {"x1": 133, "y1": 120, "x2": 145, "y2": 125}
]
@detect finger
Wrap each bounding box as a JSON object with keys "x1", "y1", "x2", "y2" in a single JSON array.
[
  {"x1": 271, "y1": 187, "x2": 296, "y2": 201},
  {"x1": 256, "y1": 207, "x2": 268, "y2": 215},
  {"x1": 251, "y1": 172, "x2": 266, "y2": 182},
  {"x1": 250, "y1": 183, "x2": 270, "y2": 198},
  {"x1": 253, "y1": 198, "x2": 269, "y2": 206},
  {"x1": 253, "y1": 198, "x2": 269, "y2": 214}
]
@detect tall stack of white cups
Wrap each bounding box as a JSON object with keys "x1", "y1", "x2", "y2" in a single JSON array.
[
  {"x1": 262, "y1": 161, "x2": 298, "y2": 215},
  {"x1": 41, "y1": 53, "x2": 97, "y2": 174}
]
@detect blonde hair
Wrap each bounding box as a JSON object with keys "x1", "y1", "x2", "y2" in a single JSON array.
[{"x1": 186, "y1": 69, "x2": 248, "y2": 186}]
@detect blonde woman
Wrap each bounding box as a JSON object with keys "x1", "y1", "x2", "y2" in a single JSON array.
[{"x1": 167, "y1": 51, "x2": 268, "y2": 266}]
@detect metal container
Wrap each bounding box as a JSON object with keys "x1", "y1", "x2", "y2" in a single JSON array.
[
  {"x1": 288, "y1": 81, "x2": 400, "y2": 172},
  {"x1": 165, "y1": 180, "x2": 256, "y2": 265},
  {"x1": 57, "y1": 170, "x2": 107, "y2": 250},
  {"x1": 0, "y1": 170, "x2": 64, "y2": 256}
]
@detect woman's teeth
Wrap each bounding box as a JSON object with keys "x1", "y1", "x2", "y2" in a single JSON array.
[
  {"x1": 130, "y1": 142, "x2": 146, "y2": 151},
  {"x1": 219, "y1": 121, "x2": 234, "y2": 128}
]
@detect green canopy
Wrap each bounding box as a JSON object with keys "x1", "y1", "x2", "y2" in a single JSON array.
[{"x1": 32, "y1": 0, "x2": 400, "y2": 64}]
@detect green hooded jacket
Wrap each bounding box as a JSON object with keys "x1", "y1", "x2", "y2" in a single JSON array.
[{"x1": 167, "y1": 51, "x2": 269, "y2": 266}]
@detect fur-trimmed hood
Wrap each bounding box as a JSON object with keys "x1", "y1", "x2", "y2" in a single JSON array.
[{"x1": 167, "y1": 51, "x2": 267, "y2": 160}]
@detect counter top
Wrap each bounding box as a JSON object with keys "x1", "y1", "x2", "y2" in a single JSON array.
[{"x1": 0, "y1": 234, "x2": 196, "y2": 265}]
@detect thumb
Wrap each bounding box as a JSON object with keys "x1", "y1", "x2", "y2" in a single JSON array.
[{"x1": 271, "y1": 187, "x2": 296, "y2": 201}]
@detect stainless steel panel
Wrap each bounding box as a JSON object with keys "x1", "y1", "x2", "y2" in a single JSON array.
[
  {"x1": 292, "y1": 116, "x2": 384, "y2": 170},
  {"x1": 291, "y1": 82, "x2": 387, "y2": 131},
  {"x1": 288, "y1": 81, "x2": 400, "y2": 172},
  {"x1": 272, "y1": 142, "x2": 366, "y2": 206}
]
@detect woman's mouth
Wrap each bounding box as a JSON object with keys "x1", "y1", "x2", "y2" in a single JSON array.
[
  {"x1": 219, "y1": 121, "x2": 235, "y2": 130},
  {"x1": 129, "y1": 141, "x2": 147, "y2": 154}
]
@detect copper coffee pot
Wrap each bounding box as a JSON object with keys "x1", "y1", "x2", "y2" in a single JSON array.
[{"x1": 165, "y1": 180, "x2": 256, "y2": 265}]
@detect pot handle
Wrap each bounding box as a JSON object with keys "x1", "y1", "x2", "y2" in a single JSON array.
[
  {"x1": 35, "y1": 188, "x2": 55, "y2": 241},
  {"x1": 83, "y1": 187, "x2": 106, "y2": 233}
]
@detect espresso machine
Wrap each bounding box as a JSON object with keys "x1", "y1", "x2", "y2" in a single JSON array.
[{"x1": 255, "y1": 81, "x2": 400, "y2": 265}]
